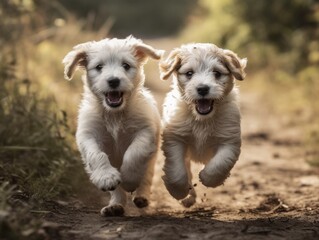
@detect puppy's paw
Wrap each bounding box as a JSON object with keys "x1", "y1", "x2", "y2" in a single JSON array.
[
  {"x1": 90, "y1": 166, "x2": 121, "y2": 191},
  {"x1": 100, "y1": 204, "x2": 124, "y2": 217},
  {"x1": 181, "y1": 195, "x2": 196, "y2": 208},
  {"x1": 162, "y1": 175, "x2": 190, "y2": 200},
  {"x1": 133, "y1": 196, "x2": 149, "y2": 208},
  {"x1": 199, "y1": 169, "x2": 229, "y2": 188}
]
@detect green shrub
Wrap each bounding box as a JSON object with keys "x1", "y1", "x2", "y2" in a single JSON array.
[{"x1": 0, "y1": 57, "x2": 82, "y2": 202}]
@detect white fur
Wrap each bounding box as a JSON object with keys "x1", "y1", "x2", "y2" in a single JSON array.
[
  {"x1": 63, "y1": 36, "x2": 162, "y2": 216},
  {"x1": 160, "y1": 43, "x2": 247, "y2": 207}
]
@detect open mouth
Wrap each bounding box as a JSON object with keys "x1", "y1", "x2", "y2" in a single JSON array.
[
  {"x1": 105, "y1": 91, "x2": 124, "y2": 108},
  {"x1": 195, "y1": 99, "x2": 214, "y2": 115}
]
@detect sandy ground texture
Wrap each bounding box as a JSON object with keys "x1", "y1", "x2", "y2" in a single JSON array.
[{"x1": 41, "y1": 39, "x2": 319, "y2": 239}]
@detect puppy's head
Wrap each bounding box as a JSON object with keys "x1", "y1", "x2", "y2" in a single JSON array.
[
  {"x1": 63, "y1": 36, "x2": 163, "y2": 112},
  {"x1": 160, "y1": 43, "x2": 247, "y2": 119}
]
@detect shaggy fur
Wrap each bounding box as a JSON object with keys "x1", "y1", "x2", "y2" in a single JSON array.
[
  {"x1": 63, "y1": 36, "x2": 162, "y2": 216},
  {"x1": 159, "y1": 43, "x2": 247, "y2": 207}
]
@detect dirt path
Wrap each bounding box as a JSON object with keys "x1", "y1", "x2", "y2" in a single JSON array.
[{"x1": 43, "y1": 40, "x2": 319, "y2": 239}]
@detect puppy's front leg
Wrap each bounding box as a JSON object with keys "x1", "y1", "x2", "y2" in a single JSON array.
[
  {"x1": 162, "y1": 132, "x2": 190, "y2": 200},
  {"x1": 199, "y1": 143, "x2": 240, "y2": 188},
  {"x1": 77, "y1": 134, "x2": 121, "y2": 191},
  {"x1": 120, "y1": 128, "x2": 157, "y2": 192}
]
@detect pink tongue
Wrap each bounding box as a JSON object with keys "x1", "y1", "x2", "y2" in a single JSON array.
[
  {"x1": 196, "y1": 99, "x2": 213, "y2": 114},
  {"x1": 107, "y1": 92, "x2": 121, "y2": 103}
]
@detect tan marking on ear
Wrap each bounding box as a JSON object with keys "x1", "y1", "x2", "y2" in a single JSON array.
[
  {"x1": 159, "y1": 49, "x2": 181, "y2": 81},
  {"x1": 222, "y1": 50, "x2": 247, "y2": 81},
  {"x1": 229, "y1": 54, "x2": 240, "y2": 68},
  {"x1": 62, "y1": 40, "x2": 94, "y2": 80},
  {"x1": 134, "y1": 43, "x2": 164, "y2": 63},
  {"x1": 63, "y1": 51, "x2": 87, "y2": 80}
]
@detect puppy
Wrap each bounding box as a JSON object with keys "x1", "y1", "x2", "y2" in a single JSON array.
[
  {"x1": 159, "y1": 43, "x2": 247, "y2": 207},
  {"x1": 63, "y1": 36, "x2": 162, "y2": 216}
]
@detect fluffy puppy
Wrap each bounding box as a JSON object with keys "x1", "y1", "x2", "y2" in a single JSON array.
[
  {"x1": 160, "y1": 43, "x2": 247, "y2": 207},
  {"x1": 63, "y1": 36, "x2": 162, "y2": 216}
]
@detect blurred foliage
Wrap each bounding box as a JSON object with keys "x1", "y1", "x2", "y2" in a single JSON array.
[
  {"x1": 185, "y1": 0, "x2": 319, "y2": 72},
  {"x1": 183, "y1": 0, "x2": 251, "y2": 55},
  {"x1": 0, "y1": 0, "x2": 64, "y2": 41},
  {"x1": 0, "y1": 0, "x2": 83, "y2": 205},
  {"x1": 237, "y1": 0, "x2": 319, "y2": 72},
  {"x1": 0, "y1": 76, "x2": 79, "y2": 200},
  {"x1": 0, "y1": 2, "x2": 92, "y2": 238},
  {"x1": 57, "y1": 0, "x2": 198, "y2": 37},
  {"x1": 237, "y1": 0, "x2": 318, "y2": 51}
]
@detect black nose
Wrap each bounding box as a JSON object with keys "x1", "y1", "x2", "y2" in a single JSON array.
[
  {"x1": 108, "y1": 78, "x2": 120, "y2": 89},
  {"x1": 197, "y1": 85, "x2": 210, "y2": 96}
]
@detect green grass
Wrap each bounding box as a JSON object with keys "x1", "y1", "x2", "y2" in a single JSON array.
[{"x1": 0, "y1": 59, "x2": 83, "y2": 203}]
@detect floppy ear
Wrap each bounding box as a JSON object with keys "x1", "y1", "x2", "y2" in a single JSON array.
[
  {"x1": 159, "y1": 49, "x2": 181, "y2": 80},
  {"x1": 62, "y1": 42, "x2": 93, "y2": 80},
  {"x1": 134, "y1": 42, "x2": 164, "y2": 63},
  {"x1": 223, "y1": 50, "x2": 247, "y2": 81}
]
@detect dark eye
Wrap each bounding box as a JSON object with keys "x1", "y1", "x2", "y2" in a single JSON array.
[
  {"x1": 185, "y1": 71, "x2": 194, "y2": 79},
  {"x1": 122, "y1": 62, "x2": 131, "y2": 71},
  {"x1": 213, "y1": 71, "x2": 221, "y2": 78},
  {"x1": 95, "y1": 64, "x2": 103, "y2": 71}
]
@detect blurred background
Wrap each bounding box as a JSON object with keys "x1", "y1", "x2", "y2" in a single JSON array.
[{"x1": 0, "y1": 0, "x2": 318, "y2": 237}]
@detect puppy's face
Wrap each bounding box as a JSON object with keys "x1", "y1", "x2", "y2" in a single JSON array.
[
  {"x1": 160, "y1": 43, "x2": 247, "y2": 119},
  {"x1": 63, "y1": 36, "x2": 163, "y2": 111}
]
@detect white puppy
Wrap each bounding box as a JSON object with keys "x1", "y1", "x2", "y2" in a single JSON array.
[
  {"x1": 159, "y1": 43, "x2": 247, "y2": 207},
  {"x1": 63, "y1": 36, "x2": 162, "y2": 216}
]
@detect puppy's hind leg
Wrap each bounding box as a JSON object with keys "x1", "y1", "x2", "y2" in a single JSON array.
[
  {"x1": 181, "y1": 159, "x2": 197, "y2": 208},
  {"x1": 133, "y1": 154, "x2": 156, "y2": 208},
  {"x1": 100, "y1": 187, "x2": 127, "y2": 217},
  {"x1": 181, "y1": 188, "x2": 196, "y2": 208}
]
